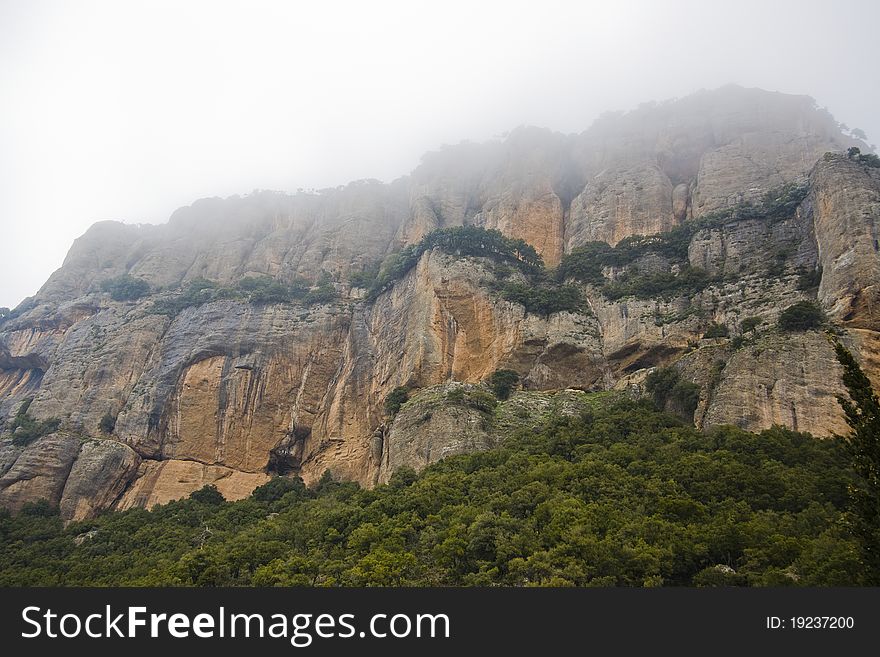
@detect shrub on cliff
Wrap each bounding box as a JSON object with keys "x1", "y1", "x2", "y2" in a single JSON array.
[
  {"x1": 846, "y1": 146, "x2": 880, "y2": 168},
  {"x1": 645, "y1": 366, "x2": 700, "y2": 420},
  {"x1": 797, "y1": 266, "x2": 823, "y2": 291},
  {"x1": 740, "y1": 316, "x2": 762, "y2": 334},
  {"x1": 366, "y1": 226, "x2": 545, "y2": 301},
  {"x1": 98, "y1": 412, "x2": 116, "y2": 435},
  {"x1": 7, "y1": 398, "x2": 61, "y2": 446},
  {"x1": 349, "y1": 264, "x2": 380, "y2": 288},
  {"x1": 101, "y1": 274, "x2": 150, "y2": 301},
  {"x1": 302, "y1": 283, "x2": 338, "y2": 305},
  {"x1": 602, "y1": 266, "x2": 712, "y2": 301},
  {"x1": 238, "y1": 276, "x2": 293, "y2": 304},
  {"x1": 495, "y1": 282, "x2": 583, "y2": 316},
  {"x1": 703, "y1": 322, "x2": 729, "y2": 339},
  {"x1": 445, "y1": 386, "x2": 497, "y2": 413},
  {"x1": 489, "y1": 369, "x2": 520, "y2": 400},
  {"x1": 384, "y1": 387, "x2": 409, "y2": 417},
  {"x1": 778, "y1": 301, "x2": 824, "y2": 332},
  {"x1": 189, "y1": 485, "x2": 225, "y2": 505}
]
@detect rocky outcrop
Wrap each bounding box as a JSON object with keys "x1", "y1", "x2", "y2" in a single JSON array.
[
  {"x1": 301, "y1": 251, "x2": 604, "y2": 486},
  {"x1": 377, "y1": 383, "x2": 498, "y2": 483},
  {"x1": 0, "y1": 85, "x2": 876, "y2": 516},
  {"x1": 811, "y1": 154, "x2": 880, "y2": 330},
  {"x1": 702, "y1": 332, "x2": 848, "y2": 436},
  {"x1": 59, "y1": 439, "x2": 141, "y2": 521},
  {"x1": 0, "y1": 433, "x2": 81, "y2": 512},
  {"x1": 377, "y1": 384, "x2": 621, "y2": 483},
  {"x1": 566, "y1": 164, "x2": 675, "y2": 248}
]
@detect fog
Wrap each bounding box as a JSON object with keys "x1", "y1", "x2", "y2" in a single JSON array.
[{"x1": 1, "y1": 0, "x2": 878, "y2": 309}]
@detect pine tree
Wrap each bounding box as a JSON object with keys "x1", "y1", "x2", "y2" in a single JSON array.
[{"x1": 831, "y1": 337, "x2": 880, "y2": 584}]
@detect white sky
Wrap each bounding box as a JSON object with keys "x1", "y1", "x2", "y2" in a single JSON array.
[{"x1": 1, "y1": 0, "x2": 878, "y2": 309}]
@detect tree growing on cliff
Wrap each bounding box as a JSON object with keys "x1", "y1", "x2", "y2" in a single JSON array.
[
  {"x1": 189, "y1": 485, "x2": 226, "y2": 506},
  {"x1": 489, "y1": 369, "x2": 520, "y2": 400},
  {"x1": 101, "y1": 274, "x2": 151, "y2": 301},
  {"x1": 831, "y1": 338, "x2": 880, "y2": 584},
  {"x1": 99, "y1": 411, "x2": 116, "y2": 434},
  {"x1": 645, "y1": 366, "x2": 700, "y2": 421},
  {"x1": 384, "y1": 387, "x2": 409, "y2": 418},
  {"x1": 778, "y1": 301, "x2": 824, "y2": 332}
]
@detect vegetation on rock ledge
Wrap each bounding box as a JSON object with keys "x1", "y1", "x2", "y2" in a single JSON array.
[
  {"x1": 4, "y1": 398, "x2": 61, "y2": 446},
  {"x1": 778, "y1": 301, "x2": 825, "y2": 332},
  {"x1": 100, "y1": 274, "x2": 151, "y2": 301},
  {"x1": 366, "y1": 226, "x2": 585, "y2": 316},
  {"x1": 558, "y1": 183, "x2": 809, "y2": 300},
  {"x1": 151, "y1": 274, "x2": 339, "y2": 316}
]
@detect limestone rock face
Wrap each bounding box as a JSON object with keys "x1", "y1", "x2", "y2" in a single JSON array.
[
  {"x1": 563, "y1": 85, "x2": 856, "y2": 248},
  {"x1": 377, "y1": 385, "x2": 618, "y2": 484},
  {"x1": 0, "y1": 434, "x2": 81, "y2": 512},
  {"x1": 377, "y1": 383, "x2": 497, "y2": 484},
  {"x1": 810, "y1": 155, "x2": 880, "y2": 329},
  {"x1": 59, "y1": 439, "x2": 141, "y2": 520},
  {"x1": 116, "y1": 459, "x2": 270, "y2": 510},
  {"x1": 409, "y1": 127, "x2": 576, "y2": 266},
  {"x1": 702, "y1": 332, "x2": 848, "y2": 436},
  {"x1": 567, "y1": 164, "x2": 675, "y2": 248},
  {"x1": 301, "y1": 251, "x2": 604, "y2": 486},
  {"x1": 0, "y1": 85, "x2": 876, "y2": 513},
  {"x1": 690, "y1": 130, "x2": 836, "y2": 217}
]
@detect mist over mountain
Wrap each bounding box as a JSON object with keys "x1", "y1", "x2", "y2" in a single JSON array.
[
  {"x1": 1, "y1": 85, "x2": 878, "y2": 522},
  {"x1": 3, "y1": 0, "x2": 879, "y2": 312}
]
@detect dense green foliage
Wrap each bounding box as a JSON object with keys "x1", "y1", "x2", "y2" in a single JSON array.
[
  {"x1": 101, "y1": 274, "x2": 151, "y2": 301},
  {"x1": 489, "y1": 369, "x2": 520, "y2": 400},
  {"x1": 778, "y1": 301, "x2": 824, "y2": 332},
  {"x1": 832, "y1": 338, "x2": 880, "y2": 584},
  {"x1": 189, "y1": 485, "x2": 227, "y2": 506},
  {"x1": 384, "y1": 387, "x2": 410, "y2": 417},
  {"x1": 645, "y1": 367, "x2": 701, "y2": 421},
  {"x1": 5, "y1": 398, "x2": 61, "y2": 446},
  {"x1": 150, "y1": 278, "x2": 232, "y2": 315},
  {"x1": 602, "y1": 266, "x2": 711, "y2": 301},
  {"x1": 98, "y1": 411, "x2": 116, "y2": 435},
  {"x1": 703, "y1": 323, "x2": 729, "y2": 339},
  {"x1": 0, "y1": 401, "x2": 860, "y2": 586}
]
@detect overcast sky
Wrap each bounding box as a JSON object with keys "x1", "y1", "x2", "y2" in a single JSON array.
[{"x1": 1, "y1": 0, "x2": 878, "y2": 309}]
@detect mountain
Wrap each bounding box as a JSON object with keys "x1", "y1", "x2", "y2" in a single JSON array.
[{"x1": 1, "y1": 85, "x2": 878, "y2": 521}]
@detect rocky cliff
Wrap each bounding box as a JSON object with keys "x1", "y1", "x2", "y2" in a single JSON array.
[{"x1": 1, "y1": 85, "x2": 877, "y2": 520}]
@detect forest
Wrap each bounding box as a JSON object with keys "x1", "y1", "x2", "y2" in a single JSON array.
[{"x1": 0, "y1": 398, "x2": 866, "y2": 586}]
